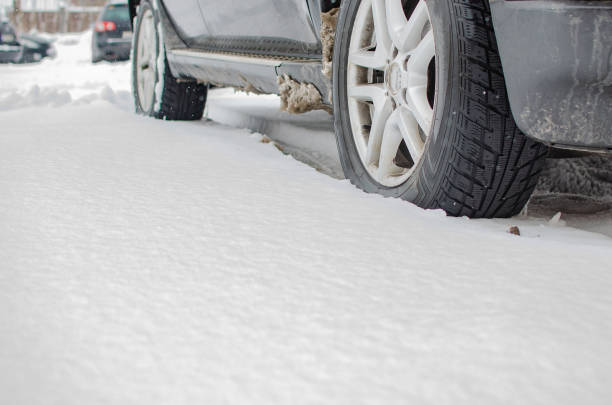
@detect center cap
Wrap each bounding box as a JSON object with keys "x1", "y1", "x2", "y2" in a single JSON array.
[{"x1": 386, "y1": 63, "x2": 402, "y2": 95}]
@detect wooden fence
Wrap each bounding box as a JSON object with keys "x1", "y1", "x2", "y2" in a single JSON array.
[{"x1": 11, "y1": 7, "x2": 103, "y2": 33}]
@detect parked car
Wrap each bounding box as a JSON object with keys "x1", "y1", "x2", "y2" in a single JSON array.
[
  {"x1": 92, "y1": 1, "x2": 132, "y2": 63},
  {"x1": 126, "y1": 0, "x2": 612, "y2": 218},
  {"x1": 18, "y1": 33, "x2": 56, "y2": 63},
  {"x1": 0, "y1": 20, "x2": 56, "y2": 64},
  {"x1": 0, "y1": 20, "x2": 22, "y2": 63}
]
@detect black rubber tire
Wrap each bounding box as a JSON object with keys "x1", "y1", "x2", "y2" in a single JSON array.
[
  {"x1": 91, "y1": 46, "x2": 102, "y2": 64},
  {"x1": 333, "y1": 0, "x2": 548, "y2": 218},
  {"x1": 131, "y1": 0, "x2": 207, "y2": 121}
]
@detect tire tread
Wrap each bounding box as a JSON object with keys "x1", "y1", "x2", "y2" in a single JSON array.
[
  {"x1": 154, "y1": 61, "x2": 207, "y2": 121},
  {"x1": 429, "y1": 0, "x2": 547, "y2": 217}
]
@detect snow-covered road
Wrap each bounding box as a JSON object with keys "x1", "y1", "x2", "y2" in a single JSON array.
[{"x1": 1, "y1": 33, "x2": 612, "y2": 405}]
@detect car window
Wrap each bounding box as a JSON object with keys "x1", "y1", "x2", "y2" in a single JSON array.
[{"x1": 102, "y1": 4, "x2": 130, "y2": 25}]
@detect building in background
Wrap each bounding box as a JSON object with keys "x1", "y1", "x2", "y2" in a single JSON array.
[{"x1": 3, "y1": 0, "x2": 110, "y2": 33}]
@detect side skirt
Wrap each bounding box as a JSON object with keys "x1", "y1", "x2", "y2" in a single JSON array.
[{"x1": 167, "y1": 49, "x2": 332, "y2": 105}]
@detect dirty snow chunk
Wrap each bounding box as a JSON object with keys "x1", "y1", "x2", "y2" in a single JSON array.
[
  {"x1": 549, "y1": 212, "x2": 567, "y2": 226},
  {"x1": 278, "y1": 74, "x2": 331, "y2": 114},
  {"x1": 535, "y1": 156, "x2": 612, "y2": 200},
  {"x1": 321, "y1": 7, "x2": 339, "y2": 79}
]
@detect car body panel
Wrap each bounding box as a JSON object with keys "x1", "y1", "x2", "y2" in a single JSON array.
[
  {"x1": 162, "y1": 0, "x2": 209, "y2": 41},
  {"x1": 195, "y1": 0, "x2": 320, "y2": 54},
  {"x1": 153, "y1": 0, "x2": 330, "y2": 96},
  {"x1": 490, "y1": 0, "x2": 612, "y2": 149}
]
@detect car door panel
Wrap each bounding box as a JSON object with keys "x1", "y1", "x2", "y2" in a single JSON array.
[
  {"x1": 161, "y1": 0, "x2": 209, "y2": 42},
  {"x1": 194, "y1": 0, "x2": 321, "y2": 58}
]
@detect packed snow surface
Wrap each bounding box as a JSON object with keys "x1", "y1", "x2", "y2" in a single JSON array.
[{"x1": 1, "y1": 33, "x2": 612, "y2": 405}]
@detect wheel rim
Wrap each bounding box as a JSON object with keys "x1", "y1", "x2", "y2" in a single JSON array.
[
  {"x1": 347, "y1": 0, "x2": 436, "y2": 187},
  {"x1": 136, "y1": 9, "x2": 157, "y2": 112}
]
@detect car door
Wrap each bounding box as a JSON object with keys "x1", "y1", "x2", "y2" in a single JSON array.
[
  {"x1": 161, "y1": 0, "x2": 209, "y2": 43},
  {"x1": 195, "y1": 0, "x2": 321, "y2": 57}
]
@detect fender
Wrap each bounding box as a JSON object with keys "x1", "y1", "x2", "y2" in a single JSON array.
[{"x1": 128, "y1": 0, "x2": 187, "y2": 50}]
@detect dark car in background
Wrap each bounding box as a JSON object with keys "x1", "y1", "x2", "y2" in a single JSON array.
[
  {"x1": 92, "y1": 1, "x2": 132, "y2": 63},
  {"x1": 1, "y1": 20, "x2": 56, "y2": 64},
  {"x1": 127, "y1": 0, "x2": 612, "y2": 219},
  {"x1": 19, "y1": 33, "x2": 56, "y2": 63},
  {"x1": 0, "y1": 20, "x2": 22, "y2": 63}
]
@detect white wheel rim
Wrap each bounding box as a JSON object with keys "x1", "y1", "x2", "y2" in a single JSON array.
[
  {"x1": 347, "y1": 0, "x2": 436, "y2": 187},
  {"x1": 136, "y1": 9, "x2": 157, "y2": 112}
]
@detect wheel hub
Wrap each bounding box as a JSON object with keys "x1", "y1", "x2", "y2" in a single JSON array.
[{"x1": 385, "y1": 62, "x2": 403, "y2": 96}]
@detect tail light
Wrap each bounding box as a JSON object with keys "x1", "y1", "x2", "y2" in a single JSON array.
[{"x1": 94, "y1": 21, "x2": 117, "y2": 32}]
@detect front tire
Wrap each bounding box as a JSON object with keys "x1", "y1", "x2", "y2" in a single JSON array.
[
  {"x1": 333, "y1": 0, "x2": 547, "y2": 218},
  {"x1": 131, "y1": 0, "x2": 207, "y2": 120}
]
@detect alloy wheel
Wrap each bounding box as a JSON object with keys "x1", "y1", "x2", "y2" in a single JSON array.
[
  {"x1": 346, "y1": 0, "x2": 436, "y2": 187},
  {"x1": 135, "y1": 8, "x2": 157, "y2": 112}
]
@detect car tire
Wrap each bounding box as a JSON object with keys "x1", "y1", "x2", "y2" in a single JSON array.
[
  {"x1": 131, "y1": 0, "x2": 207, "y2": 121},
  {"x1": 332, "y1": 0, "x2": 548, "y2": 218}
]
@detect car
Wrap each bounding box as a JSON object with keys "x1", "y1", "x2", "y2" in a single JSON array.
[
  {"x1": 0, "y1": 20, "x2": 22, "y2": 63},
  {"x1": 0, "y1": 20, "x2": 56, "y2": 64},
  {"x1": 92, "y1": 1, "x2": 132, "y2": 63},
  {"x1": 18, "y1": 33, "x2": 56, "y2": 63},
  {"x1": 126, "y1": 0, "x2": 612, "y2": 218}
]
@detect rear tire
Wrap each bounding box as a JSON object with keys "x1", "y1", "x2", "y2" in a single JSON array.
[
  {"x1": 333, "y1": 0, "x2": 547, "y2": 218},
  {"x1": 91, "y1": 45, "x2": 102, "y2": 63},
  {"x1": 131, "y1": 0, "x2": 207, "y2": 121}
]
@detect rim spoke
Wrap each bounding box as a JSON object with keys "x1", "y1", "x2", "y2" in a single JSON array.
[
  {"x1": 406, "y1": 92, "x2": 433, "y2": 135},
  {"x1": 143, "y1": 18, "x2": 153, "y2": 58},
  {"x1": 142, "y1": 68, "x2": 153, "y2": 105},
  {"x1": 377, "y1": 110, "x2": 405, "y2": 179},
  {"x1": 139, "y1": 74, "x2": 148, "y2": 106},
  {"x1": 397, "y1": 106, "x2": 425, "y2": 161},
  {"x1": 372, "y1": 0, "x2": 393, "y2": 58},
  {"x1": 365, "y1": 96, "x2": 393, "y2": 165},
  {"x1": 407, "y1": 29, "x2": 434, "y2": 75},
  {"x1": 138, "y1": 36, "x2": 147, "y2": 61},
  {"x1": 386, "y1": 0, "x2": 430, "y2": 53},
  {"x1": 348, "y1": 83, "x2": 386, "y2": 104},
  {"x1": 405, "y1": 29, "x2": 434, "y2": 134},
  {"x1": 349, "y1": 48, "x2": 387, "y2": 70}
]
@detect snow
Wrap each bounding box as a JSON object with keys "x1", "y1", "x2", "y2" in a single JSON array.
[
  {"x1": 1, "y1": 33, "x2": 612, "y2": 405},
  {"x1": 0, "y1": 32, "x2": 131, "y2": 111}
]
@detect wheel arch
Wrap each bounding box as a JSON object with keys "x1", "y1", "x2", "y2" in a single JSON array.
[
  {"x1": 129, "y1": 0, "x2": 188, "y2": 50},
  {"x1": 321, "y1": 0, "x2": 341, "y2": 12},
  {"x1": 128, "y1": 0, "x2": 139, "y2": 29}
]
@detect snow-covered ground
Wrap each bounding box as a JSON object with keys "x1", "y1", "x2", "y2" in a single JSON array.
[
  {"x1": 0, "y1": 32, "x2": 131, "y2": 111},
  {"x1": 1, "y1": 32, "x2": 612, "y2": 405}
]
